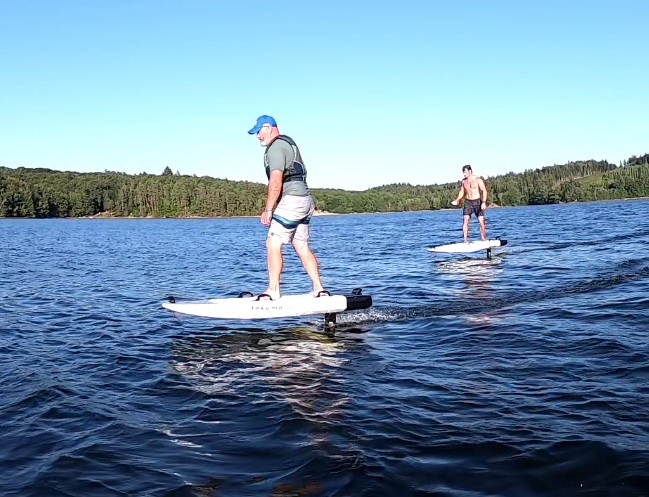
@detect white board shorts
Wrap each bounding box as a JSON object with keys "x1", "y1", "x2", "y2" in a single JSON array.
[{"x1": 268, "y1": 195, "x2": 315, "y2": 244}]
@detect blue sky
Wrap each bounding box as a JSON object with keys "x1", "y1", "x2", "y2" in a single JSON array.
[{"x1": 1, "y1": 0, "x2": 647, "y2": 191}]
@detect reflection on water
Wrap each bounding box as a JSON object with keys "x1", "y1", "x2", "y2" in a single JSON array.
[
  {"x1": 165, "y1": 327, "x2": 372, "y2": 494},
  {"x1": 170, "y1": 327, "x2": 370, "y2": 445},
  {"x1": 171, "y1": 328, "x2": 348, "y2": 389},
  {"x1": 435, "y1": 256, "x2": 505, "y2": 325}
]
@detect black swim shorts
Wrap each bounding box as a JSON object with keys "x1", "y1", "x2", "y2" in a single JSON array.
[{"x1": 463, "y1": 198, "x2": 484, "y2": 217}]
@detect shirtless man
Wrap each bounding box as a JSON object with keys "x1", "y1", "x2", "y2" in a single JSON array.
[{"x1": 451, "y1": 165, "x2": 488, "y2": 242}]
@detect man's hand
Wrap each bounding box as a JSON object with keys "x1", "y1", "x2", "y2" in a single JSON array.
[
  {"x1": 261, "y1": 209, "x2": 273, "y2": 226},
  {"x1": 481, "y1": 201, "x2": 487, "y2": 211}
]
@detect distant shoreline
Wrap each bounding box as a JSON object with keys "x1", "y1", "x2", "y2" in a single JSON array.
[
  {"x1": 76, "y1": 209, "x2": 341, "y2": 220},
  {"x1": 1, "y1": 197, "x2": 647, "y2": 220}
]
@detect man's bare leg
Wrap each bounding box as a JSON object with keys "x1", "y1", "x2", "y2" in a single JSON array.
[
  {"x1": 478, "y1": 216, "x2": 487, "y2": 241},
  {"x1": 463, "y1": 215, "x2": 470, "y2": 243},
  {"x1": 262, "y1": 235, "x2": 283, "y2": 300},
  {"x1": 292, "y1": 238, "x2": 325, "y2": 295}
]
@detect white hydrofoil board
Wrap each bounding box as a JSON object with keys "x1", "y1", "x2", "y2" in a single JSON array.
[
  {"x1": 162, "y1": 290, "x2": 372, "y2": 320},
  {"x1": 427, "y1": 239, "x2": 508, "y2": 254}
]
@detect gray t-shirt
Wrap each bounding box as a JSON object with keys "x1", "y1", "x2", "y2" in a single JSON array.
[{"x1": 265, "y1": 138, "x2": 310, "y2": 196}]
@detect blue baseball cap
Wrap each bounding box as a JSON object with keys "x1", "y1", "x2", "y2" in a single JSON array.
[{"x1": 248, "y1": 115, "x2": 277, "y2": 134}]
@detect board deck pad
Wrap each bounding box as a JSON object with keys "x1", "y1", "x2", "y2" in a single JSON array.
[
  {"x1": 162, "y1": 289, "x2": 372, "y2": 320},
  {"x1": 427, "y1": 238, "x2": 508, "y2": 254}
]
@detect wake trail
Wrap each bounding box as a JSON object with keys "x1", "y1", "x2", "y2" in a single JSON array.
[{"x1": 340, "y1": 263, "x2": 649, "y2": 325}]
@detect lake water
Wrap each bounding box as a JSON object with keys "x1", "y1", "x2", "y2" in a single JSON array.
[{"x1": 1, "y1": 200, "x2": 648, "y2": 497}]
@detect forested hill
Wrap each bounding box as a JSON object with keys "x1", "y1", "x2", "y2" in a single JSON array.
[{"x1": 1, "y1": 153, "x2": 648, "y2": 218}]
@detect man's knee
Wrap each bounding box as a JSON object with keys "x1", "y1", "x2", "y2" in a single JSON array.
[
  {"x1": 266, "y1": 233, "x2": 285, "y2": 250},
  {"x1": 292, "y1": 237, "x2": 311, "y2": 255}
]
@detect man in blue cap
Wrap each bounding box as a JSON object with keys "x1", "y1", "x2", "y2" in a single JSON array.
[{"x1": 248, "y1": 115, "x2": 328, "y2": 301}]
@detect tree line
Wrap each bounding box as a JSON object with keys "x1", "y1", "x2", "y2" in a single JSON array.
[{"x1": 1, "y1": 154, "x2": 648, "y2": 218}]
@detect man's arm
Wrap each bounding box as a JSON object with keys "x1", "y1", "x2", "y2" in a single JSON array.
[
  {"x1": 264, "y1": 142, "x2": 291, "y2": 212},
  {"x1": 265, "y1": 170, "x2": 283, "y2": 212},
  {"x1": 478, "y1": 177, "x2": 488, "y2": 204},
  {"x1": 451, "y1": 184, "x2": 465, "y2": 205}
]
